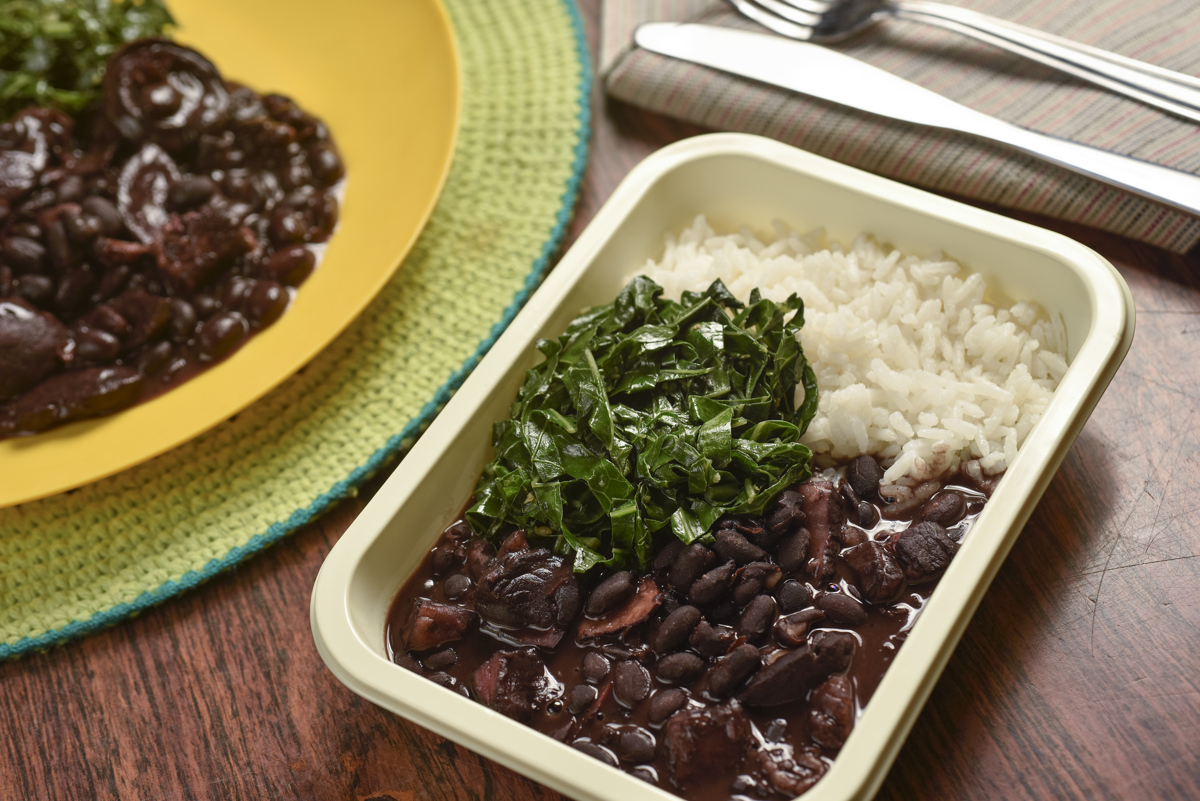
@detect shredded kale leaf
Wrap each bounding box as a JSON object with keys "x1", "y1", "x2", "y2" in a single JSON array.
[
  {"x1": 0, "y1": 0, "x2": 174, "y2": 120},
  {"x1": 467, "y1": 276, "x2": 820, "y2": 574}
]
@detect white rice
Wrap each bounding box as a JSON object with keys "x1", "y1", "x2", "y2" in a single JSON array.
[{"x1": 634, "y1": 215, "x2": 1068, "y2": 483}]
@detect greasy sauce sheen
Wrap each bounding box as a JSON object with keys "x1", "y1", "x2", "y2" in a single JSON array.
[
  {"x1": 0, "y1": 39, "x2": 342, "y2": 437},
  {"x1": 386, "y1": 461, "x2": 992, "y2": 801}
]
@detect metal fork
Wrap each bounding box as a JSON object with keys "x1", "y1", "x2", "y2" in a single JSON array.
[{"x1": 730, "y1": 0, "x2": 1200, "y2": 124}]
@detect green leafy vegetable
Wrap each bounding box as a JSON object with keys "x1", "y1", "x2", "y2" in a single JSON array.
[
  {"x1": 467, "y1": 276, "x2": 820, "y2": 574},
  {"x1": 0, "y1": 0, "x2": 174, "y2": 121}
]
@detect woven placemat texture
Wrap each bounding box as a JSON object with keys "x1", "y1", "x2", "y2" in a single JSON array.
[
  {"x1": 602, "y1": 0, "x2": 1200, "y2": 252},
  {"x1": 0, "y1": 0, "x2": 590, "y2": 659}
]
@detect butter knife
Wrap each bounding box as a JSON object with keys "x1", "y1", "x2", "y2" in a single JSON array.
[{"x1": 634, "y1": 23, "x2": 1200, "y2": 218}]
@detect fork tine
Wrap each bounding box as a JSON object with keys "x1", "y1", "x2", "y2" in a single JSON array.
[
  {"x1": 775, "y1": 0, "x2": 836, "y2": 14},
  {"x1": 724, "y1": 0, "x2": 820, "y2": 37}
]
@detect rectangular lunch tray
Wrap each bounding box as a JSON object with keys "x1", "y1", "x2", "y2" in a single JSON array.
[{"x1": 311, "y1": 133, "x2": 1134, "y2": 801}]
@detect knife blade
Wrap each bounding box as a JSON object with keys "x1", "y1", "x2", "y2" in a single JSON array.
[{"x1": 634, "y1": 23, "x2": 1200, "y2": 218}]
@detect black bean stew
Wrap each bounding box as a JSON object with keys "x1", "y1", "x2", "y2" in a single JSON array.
[
  {"x1": 386, "y1": 456, "x2": 993, "y2": 801},
  {"x1": 0, "y1": 39, "x2": 342, "y2": 438}
]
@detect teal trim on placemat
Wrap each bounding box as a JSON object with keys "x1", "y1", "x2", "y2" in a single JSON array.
[{"x1": 0, "y1": 0, "x2": 592, "y2": 660}]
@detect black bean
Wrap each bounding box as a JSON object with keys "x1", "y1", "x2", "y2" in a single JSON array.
[
  {"x1": 197, "y1": 311, "x2": 248, "y2": 360},
  {"x1": 168, "y1": 174, "x2": 217, "y2": 208},
  {"x1": 922, "y1": 492, "x2": 966, "y2": 527},
  {"x1": 656, "y1": 652, "x2": 705, "y2": 685},
  {"x1": 713, "y1": 530, "x2": 767, "y2": 565},
  {"x1": 586, "y1": 571, "x2": 636, "y2": 616},
  {"x1": 567, "y1": 684, "x2": 597, "y2": 715},
  {"x1": 613, "y1": 660, "x2": 651, "y2": 707},
  {"x1": 168, "y1": 298, "x2": 198, "y2": 342},
  {"x1": 4, "y1": 236, "x2": 46, "y2": 273},
  {"x1": 708, "y1": 600, "x2": 737, "y2": 624},
  {"x1": 262, "y1": 244, "x2": 316, "y2": 286},
  {"x1": 731, "y1": 562, "x2": 782, "y2": 607},
  {"x1": 82, "y1": 196, "x2": 122, "y2": 235},
  {"x1": 653, "y1": 604, "x2": 701, "y2": 655},
  {"x1": 777, "y1": 528, "x2": 811, "y2": 573},
  {"x1": 572, "y1": 741, "x2": 618, "y2": 767},
  {"x1": 777, "y1": 579, "x2": 812, "y2": 614},
  {"x1": 75, "y1": 328, "x2": 121, "y2": 362},
  {"x1": 581, "y1": 652, "x2": 610, "y2": 684},
  {"x1": 705, "y1": 644, "x2": 761, "y2": 698},
  {"x1": 423, "y1": 648, "x2": 457, "y2": 671},
  {"x1": 192, "y1": 293, "x2": 220, "y2": 318},
  {"x1": 764, "y1": 489, "x2": 805, "y2": 542},
  {"x1": 846, "y1": 455, "x2": 884, "y2": 498},
  {"x1": 269, "y1": 207, "x2": 308, "y2": 245},
  {"x1": 773, "y1": 608, "x2": 826, "y2": 647},
  {"x1": 430, "y1": 541, "x2": 463, "y2": 576},
  {"x1": 427, "y1": 671, "x2": 455, "y2": 688},
  {"x1": 652, "y1": 539, "x2": 686, "y2": 574},
  {"x1": 688, "y1": 562, "x2": 735, "y2": 607},
  {"x1": 738, "y1": 595, "x2": 777, "y2": 642},
  {"x1": 856, "y1": 501, "x2": 878, "y2": 528},
  {"x1": 63, "y1": 210, "x2": 102, "y2": 243},
  {"x1": 647, "y1": 689, "x2": 687, "y2": 724},
  {"x1": 309, "y1": 144, "x2": 345, "y2": 187},
  {"x1": 244, "y1": 280, "x2": 289, "y2": 327},
  {"x1": 689, "y1": 620, "x2": 736, "y2": 659},
  {"x1": 15, "y1": 274, "x2": 54, "y2": 305},
  {"x1": 8, "y1": 222, "x2": 41, "y2": 239},
  {"x1": 668, "y1": 544, "x2": 716, "y2": 593},
  {"x1": 444, "y1": 574, "x2": 472, "y2": 600},
  {"x1": 91, "y1": 264, "x2": 129, "y2": 303},
  {"x1": 615, "y1": 729, "x2": 656, "y2": 764},
  {"x1": 817, "y1": 592, "x2": 867, "y2": 627},
  {"x1": 45, "y1": 219, "x2": 72, "y2": 271},
  {"x1": 54, "y1": 266, "x2": 95, "y2": 314},
  {"x1": 136, "y1": 340, "x2": 173, "y2": 375}
]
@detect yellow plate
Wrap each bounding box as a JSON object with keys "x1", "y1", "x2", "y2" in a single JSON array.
[{"x1": 0, "y1": 0, "x2": 460, "y2": 508}]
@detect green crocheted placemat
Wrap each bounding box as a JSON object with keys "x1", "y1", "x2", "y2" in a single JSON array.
[{"x1": 0, "y1": 0, "x2": 591, "y2": 659}]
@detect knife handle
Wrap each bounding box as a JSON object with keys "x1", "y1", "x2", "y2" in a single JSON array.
[{"x1": 962, "y1": 114, "x2": 1200, "y2": 218}]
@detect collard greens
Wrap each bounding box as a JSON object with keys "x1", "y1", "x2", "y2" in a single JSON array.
[{"x1": 467, "y1": 277, "x2": 819, "y2": 574}]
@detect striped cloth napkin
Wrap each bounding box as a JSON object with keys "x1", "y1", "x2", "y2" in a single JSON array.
[{"x1": 601, "y1": 0, "x2": 1200, "y2": 252}]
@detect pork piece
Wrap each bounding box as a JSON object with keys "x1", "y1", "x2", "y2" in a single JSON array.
[
  {"x1": 757, "y1": 745, "x2": 828, "y2": 796},
  {"x1": 157, "y1": 203, "x2": 256, "y2": 291},
  {"x1": 809, "y1": 673, "x2": 855, "y2": 749},
  {"x1": 0, "y1": 297, "x2": 68, "y2": 400},
  {"x1": 473, "y1": 545, "x2": 579, "y2": 630},
  {"x1": 894, "y1": 521, "x2": 959, "y2": 583},
  {"x1": 472, "y1": 648, "x2": 555, "y2": 722},
  {"x1": 397, "y1": 599, "x2": 475, "y2": 652},
  {"x1": 841, "y1": 541, "x2": 906, "y2": 604},
  {"x1": 662, "y1": 701, "x2": 754, "y2": 788},
  {"x1": 0, "y1": 365, "x2": 142, "y2": 435},
  {"x1": 577, "y1": 577, "x2": 660, "y2": 639},
  {"x1": 740, "y1": 630, "x2": 855, "y2": 707},
  {"x1": 798, "y1": 480, "x2": 843, "y2": 579}
]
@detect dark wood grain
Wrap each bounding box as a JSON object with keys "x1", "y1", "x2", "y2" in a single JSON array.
[{"x1": 4, "y1": 2, "x2": 1200, "y2": 799}]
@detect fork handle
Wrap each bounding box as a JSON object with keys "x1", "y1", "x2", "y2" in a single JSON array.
[{"x1": 894, "y1": 0, "x2": 1200, "y2": 124}]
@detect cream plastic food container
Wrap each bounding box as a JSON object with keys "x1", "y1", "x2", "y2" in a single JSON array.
[{"x1": 311, "y1": 133, "x2": 1134, "y2": 801}]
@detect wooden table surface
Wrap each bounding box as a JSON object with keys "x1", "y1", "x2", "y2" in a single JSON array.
[{"x1": 5, "y1": 3, "x2": 1200, "y2": 799}]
